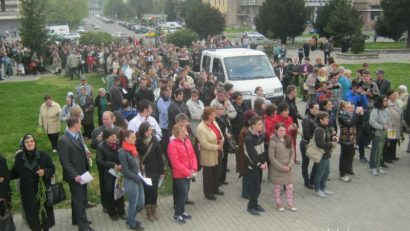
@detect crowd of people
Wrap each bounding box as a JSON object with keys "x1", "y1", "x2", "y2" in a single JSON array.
[{"x1": 0, "y1": 36, "x2": 409, "y2": 231}]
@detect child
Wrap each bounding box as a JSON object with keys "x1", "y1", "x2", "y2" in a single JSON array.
[
  {"x1": 268, "y1": 123, "x2": 296, "y2": 211},
  {"x1": 244, "y1": 116, "x2": 268, "y2": 216}
]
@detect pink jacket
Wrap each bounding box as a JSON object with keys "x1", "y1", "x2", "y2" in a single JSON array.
[{"x1": 168, "y1": 136, "x2": 198, "y2": 178}]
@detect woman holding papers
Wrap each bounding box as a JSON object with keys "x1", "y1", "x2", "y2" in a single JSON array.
[
  {"x1": 168, "y1": 124, "x2": 198, "y2": 224},
  {"x1": 96, "y1": 128, "x2": 126, "y2": 221},
  {"x1": 10, "y1": 134, "x2": 56, "y2": 231},
  {"x1": 118, "y1": 130, "x2": 145, "y2": 231},
  {"x1": 136, "y1": 122, "x2": 165, "y2": 222}
]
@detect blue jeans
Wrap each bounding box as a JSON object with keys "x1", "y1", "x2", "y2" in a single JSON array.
[
  {"x1": 313, "y1": 158, "x2": 330, "y2": 191},
  {"x1": 124, "y1": 179, "x2": 145, "y2": 228},
  {"x1": 369, "y1": 133, "x2": 386, "y2": 169},
  {"x1": 174, "y1": 178, "x2": 190, "y2": 216}
]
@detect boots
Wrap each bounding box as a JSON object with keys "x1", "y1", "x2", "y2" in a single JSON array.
[
  {"x1": 145, "y1": 205, "x2": 154, "y2": 222},
  {"x1": 151, "y1": 204, "x2": 159, "y2": 221}
]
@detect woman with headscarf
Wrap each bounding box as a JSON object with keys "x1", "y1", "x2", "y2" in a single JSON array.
[
  {"x1": 10, "y1": 134, "x2": 55, "y2": 231},
  {"x1": 60, "y1": 93, "x2": 83, "y2": 122},
  {"x1": 39, "y1": 95, "x2": 61, "y2": 152},
  {"x1": 75, "y1": 86, "x2": 95, "y2": 139},
  {"x1": 96, "y1": 128, "x2": 125, "y2": 221}
]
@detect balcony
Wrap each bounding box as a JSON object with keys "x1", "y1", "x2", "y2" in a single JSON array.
[
  {"x1": 0, "y1": 11, "x2": 19, "y2": 20},
  {"x1": 240, "y1": 0, "x2": 262, "y2": 6}
]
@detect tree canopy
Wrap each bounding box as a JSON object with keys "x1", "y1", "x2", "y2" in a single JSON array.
[
  {"x1": 184, "y1": 2, "x2": 225, "y2": 39},
  {"x1": 45, "y1": 0, "x2": 89, "y2": 28},
  {"x1": 375, "y1": 0, "x2": 410, "y2": 47},
  {"x1": 19, "y1": 0, "x2": 48, "y2": 55},
  {"x1": 255, "y1": 0, "x2": 309, "y2": 44}
]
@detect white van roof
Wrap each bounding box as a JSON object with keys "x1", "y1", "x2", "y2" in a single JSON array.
[{"x1": 202, "y1": 48, "x2": 266, "y2": 58}]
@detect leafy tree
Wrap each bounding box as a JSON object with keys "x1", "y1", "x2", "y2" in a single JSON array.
[
  {"x1": 375, "y1": 0, "x2": 410, "y2": 47},
  {"x1": 80, "y1": 32, "x2": 114, "y2": 46},
  {"x1": 350, "y1": 33, "x2": 365, "y2": 53},
  {"x1": 255, "y1": 0, "x2": 309, "y2": 44},
  {"x1": 180, "y1": 0, "x2": 201, "y2": 19},
  {"x1": 164, "y1": 0, "x2": 177, "y2": 21},
  {"x1": 323, "y1": 0, "x2": 362, "y2": 45},
  {"x1": 45, "y1": 0, "x2": 89, "y2": 28},
  {"x1": 184, "y1": 2, "x2": 224, "y2": 39},
  {"x1": 314, "y1": 0, "x2": 338, "y2": 38},
  {"x1": 374, "y1": 16, "x2": 403, "y2": 42},
  {"x1": 166, "y1": 28, "x2": 199, "y2": 47},
  {"x1": 19, "y1": 0, "x2": 49, "y2": 55}
]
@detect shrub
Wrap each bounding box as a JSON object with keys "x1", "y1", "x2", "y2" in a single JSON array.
[
  {"x1": 350, "y1": 33, "x2": 365, "y2": 54},
  {"x1": 166, "y1": 29, "x2": 199, "y2": 47},
  {"x1": 80, "y1": 32, "x2": 114, "y2": 46}
]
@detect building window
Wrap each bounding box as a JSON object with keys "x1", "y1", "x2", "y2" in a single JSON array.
[{"x1": 370, "y1": 11, "x2": 381, "y2": 21}]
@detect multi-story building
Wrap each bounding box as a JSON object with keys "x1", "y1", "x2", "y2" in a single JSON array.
[
  {"x1": 353, "y1": 0, "x2": 381, "y2": 30},
  {"x1": 89, "y1": 0, "x2": 104, "y2": 15},
  {"x1": 0, "y1": 0, "x2": 20, "y2": 33}
]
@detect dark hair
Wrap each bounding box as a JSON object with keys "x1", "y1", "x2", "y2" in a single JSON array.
[
  {"x1": 21, "y1": 134, "x2": 37, "y2": 152},
  {"x1": 329, "y1": 72, "x2": 339, "y2": 79},
  {"x1": 351, "y1": 79, "x2": 360, "y2": 89},
  {"x1": 243, "y1": 110, "x2": 257, "y2": 127},
  {"x1": 44, "y1": 95, "x2": 52, "y2": 101},
  {"x1": 308, "y1": 102, "x2": 318, "y2": 109},
  {"x1": 138, "y1": 121, "x2": 151, "y2": 138},
  {"x1": 232, "y1": 91, "x2": 243, "y2": 100},
  {"x1": 191, "y1": 88, "x2": 199, "y2": 95},
  {"x1": 274, "y1": 123, "x2": 292, "y2": 148},
  {"x1": 277, "y1": 103, "x2": 289, "y2": 115},
  {"x1": 216, "y1": 87, "x2": 226, "y2": 94},
  {"x1": 66, "y1": 116, "x2": 80, "y2": 128},
  {"x1": 202, "y1": 106, "x2": 216, "y2": 121},
  {"x1": 304, "y1": 57, "x2": 310, "y2": 61},
  {"x1": 265, "y1": 104, "x2": 277, "y2": 117},
  {"x1": 286, "y1": 85, "x2": 296, "y2": 95},
  {"x1": 385, "y1": 89, "x2": 395, "y2": 98},
  {"x1": 254, "y1": 86, "x2": 262, "y2": 94},
  {"x1": 174, "y1": 88, "x2": 184, "y2": 97},
  {"x1": 121, "y1": 99, "x2": 130, "y2": 108},
  {"x1": 249, "y1": 115, "x2": 262, "y2": 126},
  {"x1": 224, "y1": 82, "x2": 234, "y2": 92},
  {"x1": 374, "y1": 94, "x2": 387, "y2": 109},
  {"x1": 102, "y1": 128, "x2": 116, "y2": 140},
  {"x1": 254, "y1": 98, "x2": 265, "y2": 116},
  {"x1": 328, "y1": 56, "x2": 335, "y2": 64},
  {"x1": 113, "y1": 111, "x2": 127, "y2": 129},
  {"x1": 137, "y1": 99, "x2": 152, "y2": 113},
  {"x1": 319, "y1": 100, "x2": 330, "y2": 111},
  {"x1": 316, "y1": 111, "x2": 329, "y2": 121},
  {"x1": 119, "y1": 130, "x2": 135, "y2": 145},
  {"x1": 361, "y1": 70, "x2": 370, "y2": 75},
  {"x1": 175, "y1": 113, "x2": 189, "y2": 123}
]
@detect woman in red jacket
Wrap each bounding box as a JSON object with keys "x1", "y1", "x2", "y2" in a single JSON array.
[
  {"x1": 273, "y1": 103, "x2": 299, "y2": 163},
  {"x1": 264, "y1": 104, "x2": 278, "y2": 146},
  {"x1": 168, "y1": 124, "x2": 198, "y2": 225}
]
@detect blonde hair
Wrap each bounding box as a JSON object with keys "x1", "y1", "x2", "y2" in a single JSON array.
[
  {"x1": 318, "y1": 67, "x2": 328, "y2": 77},
  {"x1": 172, "y1": 124, "x2": 186, "y2": 137},
  {"x1": 70, "y1": 107, "x2": 82, "y2": 118},
  {"x1": 343, "y1": 70, "x2": 352, "y2": 77}
]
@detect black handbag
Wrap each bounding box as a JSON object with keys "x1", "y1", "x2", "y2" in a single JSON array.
[
  {"x1": 0, "y1": 199, "x2": 16, "y2": 231},
  {"x1": 46, "y1": 175, "x2": 66, "y2": 206}
]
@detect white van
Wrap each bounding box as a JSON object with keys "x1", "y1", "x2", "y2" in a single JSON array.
[
  {"x1": 197, "y1": 48, "x2": 283, "y2": 104},
  {"x1": 47, "y1": 25, "x2": 70, "y2": 36}
]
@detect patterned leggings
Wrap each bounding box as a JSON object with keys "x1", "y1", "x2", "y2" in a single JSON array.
[{"x1": 274, "y1": 184, "x2": 294, "y2": 206}]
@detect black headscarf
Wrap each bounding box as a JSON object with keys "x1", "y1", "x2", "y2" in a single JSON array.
[{"x1": 20, "y1": 134, "x2": 40, "y2": 171}]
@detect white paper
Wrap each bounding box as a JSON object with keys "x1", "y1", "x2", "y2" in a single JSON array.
[
  {"x1": 138, "y1": 172, "x2": 152, "y2": 186},
  {"x1": 158, "y1": 175, "x2": 165, "y2": 187},
  {"x1": 122, "y1": 88, "x2": 128, "y2": 94},
  {"x1": 108, "y1": 168, "x2": 119, "y2": 178},
  {"x1": 80, "y1": 171, "x2": 94, "y2": 185}
]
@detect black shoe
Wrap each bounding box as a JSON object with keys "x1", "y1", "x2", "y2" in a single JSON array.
[
  {"x1": 384, "y1": 159, "x2": 393, "y2": 164},
  {"x1": 173, "y1": 215, "x2": 185, "y2": 224},
  {"x1": 185, "y1": 200, "x2": 195, "y2": 205},
  {"x1": 221, "y1": 181, "x2": 228, "y2": 185},
  {"x1": 242, "y1": 195, "x2": 249, "y2": 199},
  {"x1": 119, "y1": 214, "x2": 127, "y2": 220},
  {"x1": 255, "y1": 205, "x2": 265, "y2": 212},
  {"x1": 381, "y1": 163, "x2": 389, "y2": 168},
  {"x1": 214, "y1": 190, "x2": 224, "y2": 196},
  {"x1": 181, "y1": 212, "x2": 192, "y2": 220},
  {"x1": 247, "y1": 208, "x2": 260, "y2": 216},
  {"x1": 226, "y1": 168, "x2": 231, "y2": 172},
  {"x1": 110, "y1": 215, "x2": 119, "y2": 221},
  {"x1": 205, "y1": 195, "x2": 217, "y2": 200},
  {"x1": 304, "y1": 183, "x2": 314, "y2": 189},
  {"x1": 129, "y1": 224, "x2": 144, "y2": 231},
  {"x1": 86, "y1": 202, "x2": 97, "y2": 208},
  {"x1": 360, "y1": 157, "x2": 368, "y2": 163},
  {"x1": 103, "y1": 208, "x2": 108, "y2": 213}
]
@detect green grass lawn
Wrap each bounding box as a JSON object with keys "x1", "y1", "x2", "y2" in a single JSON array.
[
  {"x1": 0, "y1": 75, "x2": 172, "y2": 211},
  {"x1": 341, "y1": 63, "x2": 410, "y2": 89},
  {"x1": 365, "y1": 42, "x2": 407, "y2": 50},
  {"x1": 224, "y1": 26, "x2": 253, "y2": 33}
]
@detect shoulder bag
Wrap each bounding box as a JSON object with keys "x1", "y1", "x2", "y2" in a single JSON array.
[
  {"x1": 46, "y1": 174, "x2": 66, "y2": 206},
  {"x1": 306, "y1": 128, "x2": 325, "y2": 163},
  {"x1": 0, "y1": 199, "x2": 16, "y2": 231}
]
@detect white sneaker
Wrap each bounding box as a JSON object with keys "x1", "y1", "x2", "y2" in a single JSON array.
[
  {"x1": 370, "y1": 169, "x2": 379, "y2": 176},
  {"x1": 323, "y1": 189, "x2": 333, "y2": 195},
  {"x1": 339, "y1": 176, "x2": 351, "y2": 182},
  {"x1": 52, "y1": 149, "x2": 57, "y2": 153},
  {"x1": 378, "y1": 168, "x2": 386, "y2": 175},
  {"x1": 316, "y1": 190, "x2": 327, "y2": 198}
]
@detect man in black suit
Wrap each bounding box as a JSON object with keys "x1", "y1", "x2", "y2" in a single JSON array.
[
  {"x1": 375, "y1": 69, "x2": 391, "y2": 95},
  {"x1": 58, "y1": 117, "x2": 95, "y2": 231}
]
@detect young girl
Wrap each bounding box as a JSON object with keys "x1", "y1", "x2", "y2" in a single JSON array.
[{"x1": 268, "y1": 123, "x2": 296, "y2": 212}]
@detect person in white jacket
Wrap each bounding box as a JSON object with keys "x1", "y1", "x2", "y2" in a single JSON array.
[{"x1": 186, "y1": 89, "x2": 204, "y2": 135}]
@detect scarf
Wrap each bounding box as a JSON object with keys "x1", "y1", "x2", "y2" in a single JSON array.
[{"x1": 122, "y1": 141, "x2": 138, "y2": 157}]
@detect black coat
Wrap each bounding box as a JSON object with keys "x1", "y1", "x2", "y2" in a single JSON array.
[
  {"x1": 10, "y1": 150, "x2": 55, "y2": 230},
  {"x1": 58, "y1": 131, "x2": 90, "y2": 183},
  {"x1": 231, "y1": 103, "x2": 249, "y2": 141},
  {"x1": 133, "y1": 88, "x2": 155, "y2": 105},
  {"x1": 167, "y1": 100, "x2": 191, "y2": 130},
  {"x1": 136, "y1": 137, "x2": 164, "y2": 179},
  {"x1": 0, "y1": 153, "x2": 11, "y2": 200},
  {"x1": 216, "y1": 116, "x2": 232, "y2": 157},
  {"x1": 405, "y1": 96, "x2": 410, "y2": 126},
  {"x1": 94, "y1": 93, "x2": 111, "y2": 116},
  {"x1": 285, "y1": 96, "x2": 302, "y2": 127},
  {"x1": 96, "y1": 141, "x2": 120, "y2": 192},
  {"x1": 375, "y1": 79, "x2": 391, "y2": 95}
]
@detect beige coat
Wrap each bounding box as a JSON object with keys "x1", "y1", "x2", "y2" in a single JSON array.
[
  {"x1": 196, "y1": 120, "x2": 224, "y2": 167},
  {"x1": 39, "y1": 101, "x2": 62, "y2": 134},
  {"x1": 268, "y1": 136, "x2": 295, "y2": 185}
]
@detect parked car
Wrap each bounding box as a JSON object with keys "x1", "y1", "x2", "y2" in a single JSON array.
[
  {"x1": 93, "y1": 24, "x2": 100, "y2": 30},
  {"x1": 63, "y1": 32, "x2": 81, "y2": 40},
  {"x1": 76, "y1": 27, "x2": 86, "y2": 34},
  {"x1": 134, "y1": 26, "x2": 149, "y2": 34},
  {"x1": 245, "y1": 31, "x2": 266, "y2": 40},
  {"x1": 112, "y1": 32, "x2": 128, "y2": 38}
]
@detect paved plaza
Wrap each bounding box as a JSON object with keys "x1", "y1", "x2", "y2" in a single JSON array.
[{"x1": 12, "y1": 100, "x2": 410, "y2": 231}]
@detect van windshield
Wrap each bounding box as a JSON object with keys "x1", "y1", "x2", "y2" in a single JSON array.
[{"x1": 224, "y1": 55, "x2": 274, "y2": 80}]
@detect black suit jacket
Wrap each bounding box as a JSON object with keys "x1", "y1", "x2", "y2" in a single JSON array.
[
  {"x1": 58, "y1": 131, "x2": 90, "y2": 183},
  {"x1": 375, "y1": 79, "x2": 391, "y2": 95},
  {"x1": 96, "y1": 141, "x2": 119, "y2": 192}
]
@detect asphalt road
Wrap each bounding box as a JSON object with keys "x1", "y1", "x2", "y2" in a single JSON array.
[{"x1": 83, "y1": 16, "x2": 144, "y2": 38}]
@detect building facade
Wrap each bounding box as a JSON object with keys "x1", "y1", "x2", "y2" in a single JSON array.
[{"x1": 0, "y1": 0, "x2": 20, "y2": 33}]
